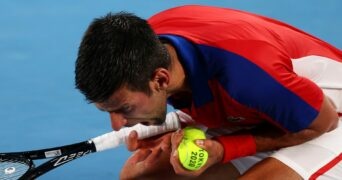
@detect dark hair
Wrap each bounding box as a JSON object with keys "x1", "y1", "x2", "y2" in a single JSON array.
[{"x1": 75, "y1": 12, "x2": 170, "y2": 103}]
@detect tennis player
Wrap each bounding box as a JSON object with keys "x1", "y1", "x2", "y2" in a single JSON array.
[{"x1": 75, "y1": 5, "x2": 342, "y2": 179}]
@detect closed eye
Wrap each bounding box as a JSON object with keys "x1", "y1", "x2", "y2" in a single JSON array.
[{"x1": 120, "y1": 104, "x2": 134, "y2": 114}]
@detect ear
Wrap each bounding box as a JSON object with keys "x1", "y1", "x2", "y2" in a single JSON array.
[{"x1": 149, "y1": 68, "x2": 170, "y2": 92}]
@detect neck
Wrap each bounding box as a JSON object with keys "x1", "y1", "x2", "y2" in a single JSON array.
[{"x1": 164, "y1": 43, "x2": 190, "y2": 97}]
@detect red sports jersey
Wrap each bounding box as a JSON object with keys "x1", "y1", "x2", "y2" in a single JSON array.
[{"x1": 148, "y1": 5, "x2": 342, "y2": 133}]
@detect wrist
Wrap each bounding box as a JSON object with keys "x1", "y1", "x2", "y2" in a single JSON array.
[
  {"x1": 215, "y1": 134, "x2": 256, "y2": 163},
  {"x1": 216, "y1": 140, "x2": 225, "y2": 163}
]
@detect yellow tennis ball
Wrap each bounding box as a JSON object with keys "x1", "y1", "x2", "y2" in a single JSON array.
[{"x1": 177, "y1": 127, "x2": 208, "y2": 171}]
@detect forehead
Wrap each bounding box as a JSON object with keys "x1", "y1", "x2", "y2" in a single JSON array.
[{"x1": 95, "y1": 87, "x2": 148, "y2": 109}]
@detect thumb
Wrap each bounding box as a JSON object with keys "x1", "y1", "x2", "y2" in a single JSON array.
[
  {"x1": 195, "y1": 139, "x2": 224, "y2": 163},
  {"x1": 126, "y1": 149, "x2": 151, "y2": 164},
  {"x1": 127, "y1": 130, "x2": 139, "y2": 151},
  {"x1": 194, "y1": 139, "x2": 212, "y2": 151}
]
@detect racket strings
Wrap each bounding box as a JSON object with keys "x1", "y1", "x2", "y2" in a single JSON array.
[{"x1": 0, "y1": 158, "x2": 31, "y2": 180}]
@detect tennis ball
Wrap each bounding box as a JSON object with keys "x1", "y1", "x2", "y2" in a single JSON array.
[{"x1": 177, "y1": 127, "x2": 208, "y2": 171}]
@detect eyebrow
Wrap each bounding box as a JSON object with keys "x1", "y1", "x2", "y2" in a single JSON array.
[
  {"x1": 97, "y1": 103, "x2": 129, "y2": 113},
  {"x1": 97, "y1": 107, "x2": 107, "y2": 112},
  {"x1": 95, "y1": 103, "x2": 117, "y2": 112}
]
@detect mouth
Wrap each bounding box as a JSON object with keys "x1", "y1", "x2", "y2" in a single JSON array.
[
  {"x1": 140, "y1": 118, "x2": 164, "y2": 126},
  {"x1": 125, "y1": 117, "x2": 165, "y2": 127}
]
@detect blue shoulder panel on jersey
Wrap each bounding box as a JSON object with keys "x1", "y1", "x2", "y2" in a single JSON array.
[
  {"x1": 159, "y1": 34, "x2": 318, "y2": 132},
  {"x1": 197, "y1": 44, "x2": 318, "y2": 132}
]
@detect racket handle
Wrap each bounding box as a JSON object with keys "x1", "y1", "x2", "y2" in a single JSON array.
[{"x1": 92, "y1": 111, "x2": 181, "y2": 152}]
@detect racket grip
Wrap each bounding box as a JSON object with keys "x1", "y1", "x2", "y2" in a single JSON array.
[{"x1": 92, "y1": 111, "x2": 181, "y2": 152}]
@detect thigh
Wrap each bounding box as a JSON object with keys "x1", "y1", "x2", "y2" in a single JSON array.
[
  {"x1": 198, "y1": 162, "x2": 240, "y2": 180},
  {"x1": 270, "y1": 120, "x2": 342, "y2": 179},
  {"x1": 229, "y1": 151, "x2": 301, "y2": 180},
  {"x1": 240, "y1": 157, "x2": 302, "y2": 180},
  {"x1": 323, "y1": 89, "x2": 342, "y2": 113}
]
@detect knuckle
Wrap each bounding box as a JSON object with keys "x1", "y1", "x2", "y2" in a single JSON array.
[
  {"x1": 174, "y1": 169, "x2": 188, "y2": 176},
  {"x1": 173, "y1": 168, "x2": 181, "y2": 174},
  {"x1": 205, "y1": 139, "x2": 213, "y2": 146}
]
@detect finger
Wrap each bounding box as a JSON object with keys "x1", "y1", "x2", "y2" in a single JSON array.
[
  {"x1": 144, "y1": 147, "x2": 163, "y2": 165},
  {"x1": 194, "y1": 139, "x2": 211, "y2": 150},
  {"x1": 128, "y1": 132, "x2": 172, "y2": 151},
  {"x1": 170, "y1": 129, "x2": 184, "y2": 151},
  {"x1": 170, "y1": 149, "x2": 203, "y2": 177},
  {"x1": 160, "y1": 141, "x2": 171, "y2": 152},
  {"x1": 195, "y1": 139, "x2": 221, "y2": 153},
  {"x1": 121, "y1": 152, "x2": 149, "y2": 180},
  {"x1": 170, "y1": 147, "x2": 184, "y2": 173},
  {"x1": 144, "y1": 134, "x2": 173, "y2": 166},
  {"x1": 160, "y1": 133, "x2": 172, "y2": 152},
  {"x1": 126, "y1": 149, "x2": 152, "y2": 164},
  {"x1": 195, "y1": 139, "x2": 224, "y2": 164},
  {"x1": 138, "y1": 136, "x2": 163, "y2": 148},
  {"x1": 127, "y1": 130, "x2": 139, "y2": 151},
  {"x1": 120, "y1": 161, "x2": 144, "y2": 180},
  {"x1": 170, "y1": 129, "x2": 187, "y2": 173}
]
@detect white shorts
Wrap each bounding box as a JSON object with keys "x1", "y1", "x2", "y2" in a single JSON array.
[{"x1": 231, "y1": 118, "x2": 342, "y2": 180}]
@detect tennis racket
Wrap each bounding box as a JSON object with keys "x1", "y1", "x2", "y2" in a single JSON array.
[{"x1": 0, "y1": 112, "x2": 181, "y2": 180}]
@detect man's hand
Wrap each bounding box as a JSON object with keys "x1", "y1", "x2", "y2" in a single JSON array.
[
  {"x1": 170, "y1": 129, "x2": 224, "y2": 177},
  {"x1": 121, "y1": 131, "x2": 173, "y2": 179},
  {"x1": 126, "y1": 130, "x2": 172, "y2": 151},
  {"x1": 120, "y1": 144, "x2": 174, "y2": 179}
]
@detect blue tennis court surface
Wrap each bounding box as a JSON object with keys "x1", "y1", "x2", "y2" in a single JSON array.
[{"x1": 0, "y1": 1, "x2": 341, "y2": 179}]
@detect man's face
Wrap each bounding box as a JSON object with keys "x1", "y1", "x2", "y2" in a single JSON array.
[{"x1": 95, "y1": 86, "x2": 168, "y2": 131}]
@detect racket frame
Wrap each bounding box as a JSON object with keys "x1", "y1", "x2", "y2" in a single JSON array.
[{"x1": 1, "y1": 140, "x2": 96, "y2": 180}]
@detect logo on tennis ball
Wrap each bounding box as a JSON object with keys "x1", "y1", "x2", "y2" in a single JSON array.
[{"x1": 177, "y1": 127, "x2": 208, "y2": 171}]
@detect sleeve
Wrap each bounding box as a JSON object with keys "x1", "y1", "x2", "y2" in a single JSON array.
[{"x1": 215, "y1": 39, "x2": 324, "y2": 132}]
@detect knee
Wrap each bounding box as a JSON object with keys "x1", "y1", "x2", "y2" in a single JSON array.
[{"x1": 239, "y1": 158, "x2": 302, "y2": 180}]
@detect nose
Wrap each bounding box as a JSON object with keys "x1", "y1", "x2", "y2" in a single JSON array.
[{"x1": 109, "y1": 112, "x2": 127, "y2": 131}]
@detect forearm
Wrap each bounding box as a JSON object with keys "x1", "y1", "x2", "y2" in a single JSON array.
[
  {"x1": 253, "y1": 128, "x2": 322, "y2": 152},
  {"x1": 216, "y1": 126, "x2": 328, "y2": 164}
]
